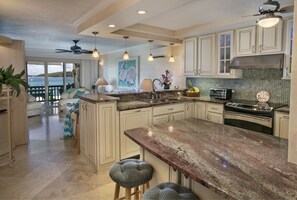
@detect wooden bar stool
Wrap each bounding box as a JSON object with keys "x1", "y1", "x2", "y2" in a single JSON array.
[
  {"x1": 109, "y1": 159, "x2": 153, "y2": 200},
  {"x1": 143, "y1": 182, "x2": 200, "y2": 200}
]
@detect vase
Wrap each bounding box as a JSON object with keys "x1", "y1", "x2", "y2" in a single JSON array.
[{"x1": 163, "y1": 83, "x2": 170, "y2": 89}]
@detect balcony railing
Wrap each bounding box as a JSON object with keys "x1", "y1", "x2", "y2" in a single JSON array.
[{"x1": 28, "y1": 85, "x2": 64, "y2": 102}]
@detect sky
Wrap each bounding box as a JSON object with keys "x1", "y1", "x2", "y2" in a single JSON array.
[{"x1": 27, "y1": 63, "x2": 74, "y2": 76}]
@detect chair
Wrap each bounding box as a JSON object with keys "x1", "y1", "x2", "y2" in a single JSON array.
[{"x1": 109, "y1": 159, "x2": 153, "y2": 200}]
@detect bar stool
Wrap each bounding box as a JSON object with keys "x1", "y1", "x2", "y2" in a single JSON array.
[
  {"x1": 109, "y1": 159, "x2": 153, "y2": 200},
  {"x1": 143, "y1": 182, "x2": 199, "y2": 200},
  {"x1": 70, "y1": 110, "x2": 80, "y2": 154}
]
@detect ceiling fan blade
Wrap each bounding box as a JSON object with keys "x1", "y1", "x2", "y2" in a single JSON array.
[
  {"x1": 241, "y1": 13, "x2": 261, "y2": 17},
  {"x1": 278, "y1": 5, "x2": 294, "y2": 13},
  {"x1": 55, "y1": 49, "x2": 72, "y2": 52},
  {"x1": 80, "y1": 49, "x2": 93, "y2": 54}
]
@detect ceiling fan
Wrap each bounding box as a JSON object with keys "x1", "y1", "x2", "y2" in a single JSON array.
[
  {"x1": 243, "y1": 0, "x2": 294, "y2": 27},
  {"x1": 251, "y1": 0, "x2": 293, "y2": 16},
  {"x1": 55, "y1": 40, "x2": 92, "y2": 54}
]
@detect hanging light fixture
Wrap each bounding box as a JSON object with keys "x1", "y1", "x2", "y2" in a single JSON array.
[
  {"x1": 123, "y1": 36, "x2": 130, "y2": 60},
  {"x1": 148, "y1": 40, "x2": 154, "y2": 62},
  {"x1": 257, "y1": 13, "x2": 282, "y2": 28},
  {"x1": 168, "y1": 43, "x2": 175, "y2": 63},
  {"x1": 92, "y1": 31, "x2": 100, "y2": 58}
]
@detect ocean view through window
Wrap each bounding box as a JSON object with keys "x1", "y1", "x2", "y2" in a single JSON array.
[{"x1": 27, "y1": 62, "x2": 76, "y2": 103}]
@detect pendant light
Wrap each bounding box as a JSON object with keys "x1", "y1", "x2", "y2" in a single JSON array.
[
  {"x1": 92, "y1": 31, "x2": 100, "y2": 58},
  {"x1": 168, "y1": 43, "x2": 175, "y2": 63},
  {"x1": 123, "y1": 36, "x2": 130, "y2": 60},
  {"x1": 148, "y1": 40, "x2": 154, "y2": 62}
]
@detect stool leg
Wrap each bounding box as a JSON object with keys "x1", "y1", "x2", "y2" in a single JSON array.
[
  {"x1": 134, "y1": 186, "x2": 139, "y2": 200},
  {"x1": 125, "y1": 188, "x2": 131, "y2": 200},
  {"x1": 114, "y1": 183, "x2": 120, "y2": 200},
  {"x1": 146, "y1": 182, "x2": 150, "y2": 190}
]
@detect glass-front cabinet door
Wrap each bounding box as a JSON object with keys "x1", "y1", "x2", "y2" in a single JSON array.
[{"x1": 218, "y1": 30, "x2": 233, "y2": 76}]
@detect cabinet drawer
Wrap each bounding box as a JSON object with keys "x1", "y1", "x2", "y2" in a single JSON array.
[
  {"x1": 153, "y1": 103, "x2": 184, "y2": 116},
  {"x1": 207, "y1": 103, "x2": 224, "y2": 114}
]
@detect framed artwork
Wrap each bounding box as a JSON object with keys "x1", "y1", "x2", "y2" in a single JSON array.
[{"x1": 117, "y1": 57, "x2": 139, "y2": 88}]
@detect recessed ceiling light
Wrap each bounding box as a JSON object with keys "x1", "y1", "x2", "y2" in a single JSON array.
[
  {"x1": 108, "y1": 24, "x2": 116, "y2": 28},
  {"x1": 137, "y1": 10, "x2": 146, "y2": 15}
]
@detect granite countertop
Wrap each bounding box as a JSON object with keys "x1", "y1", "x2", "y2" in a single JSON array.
[
  {"x1": 275, "y1": 106, "x2": 290, "y2": 114},
  {"x1": 125, "y1": 118, "x2": 297, "y2": 200},
  {"x1": 117, "y1": 96, "x2": 227, "y2": 111},
  {"x1": 78, "y1": 94, "x2": 120, "y2": 103},
  {"x1": 105, "y1": 89, "x2": 186, "y2": 96}
]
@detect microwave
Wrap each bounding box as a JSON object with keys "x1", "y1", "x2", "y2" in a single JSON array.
[{"x1": 210, "y1": 88, "x2": 232, "y2": 100}]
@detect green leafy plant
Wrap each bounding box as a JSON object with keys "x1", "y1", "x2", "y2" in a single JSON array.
[{"x1": 0, "y1": 65, "x2": 28, "y2": 96}]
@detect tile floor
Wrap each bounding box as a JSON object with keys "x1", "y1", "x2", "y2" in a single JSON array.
[{"x1": 0, "y1": 113, "x2": 124, "y2": 200}]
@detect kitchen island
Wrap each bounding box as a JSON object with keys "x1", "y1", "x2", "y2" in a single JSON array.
[{"x1": 124, "y1": 118, "x2": 297, "y2": 200}]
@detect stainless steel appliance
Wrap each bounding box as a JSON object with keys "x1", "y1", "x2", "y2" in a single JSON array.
[
  {"x1": 224, "y1": 100, "x2": 285, "y2": 135},
  {"x1": 210, "y1": 88, "x2": 232, "y2": 100}
]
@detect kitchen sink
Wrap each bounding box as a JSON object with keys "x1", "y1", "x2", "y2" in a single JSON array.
[{"x1": 140, "y1": 98, "x2": 182, "y2": 104}]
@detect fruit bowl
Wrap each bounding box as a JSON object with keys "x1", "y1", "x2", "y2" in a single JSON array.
[{"x1": 186, "y1": 91, "x2": 200, "y2": 97}]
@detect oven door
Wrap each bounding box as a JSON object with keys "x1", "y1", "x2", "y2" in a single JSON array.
[{"x1": 224, "y1": 111, "x2": 273, "y2": 134}]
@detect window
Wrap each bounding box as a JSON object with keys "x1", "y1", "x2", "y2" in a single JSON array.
[{"x1": 218, "y1": 31, "x2": 233, "y2": 75}]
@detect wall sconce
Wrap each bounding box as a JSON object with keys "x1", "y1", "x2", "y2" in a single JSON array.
[
  {"x1": 92, "y1": 31, "x2": 100, "y2": 58},
  {"x1": 123, "y1": 36, "x2": 130, "y2": 60},
  {"x1": 168, "y1": 43, "x2": 175, "y2": 63},
  {"x1": 148, "y1": 40, "x2": 154, "y2": 62}
]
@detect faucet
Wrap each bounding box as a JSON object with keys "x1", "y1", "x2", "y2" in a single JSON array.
[{"x1": 151, "y1": 78, "x2": 162, "y2": 99}]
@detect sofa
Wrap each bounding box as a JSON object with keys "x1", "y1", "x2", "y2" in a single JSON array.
[
  {"x1": 58, "y1": 88, "x2": 89, "y2": 113},
  {"x1": 27, "y1": 95, "x2": 43, "y2": 117}
]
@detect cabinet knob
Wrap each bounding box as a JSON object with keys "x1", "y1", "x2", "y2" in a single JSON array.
[
  {"x1": 135, "y1": 109, "x2": 141, "y2": 112},
  {"x1": 168, "y1": 108, "x2": 174, "y2": 111}
]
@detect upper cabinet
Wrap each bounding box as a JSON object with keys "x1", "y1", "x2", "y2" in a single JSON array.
[
  {"x1": 198, "y1": 34, "x2": 216, "y2": 76},
  {"x1": 235, "y1": 22, "x2": 283, "y2": 56},
  {"x1": 236, "y1": 26, "x2": 256, "y2": 55},
  {"x1": 184, "y1": 37, "x2": 197, "y2": 76},
  {"x1": 284, "y1": 18, "x2": 293, "y2": 79}
]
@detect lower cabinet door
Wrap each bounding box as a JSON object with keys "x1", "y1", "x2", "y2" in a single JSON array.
[
  {"x1": 120, "y1": 108, "x2": 152, "y2": 159},
  {"x1": 185, "y1": 102, "x2": 195, "y2": 118},
  {"x1": 194, "y1": 102, "x2": 206, "y2": 120},
  {"x1": 86, "y1": 102, "x2": 97, "y2": 164},
  {"x1": 153, "y1": 114, "x2": 170, "y2": 125},
  {"x1": 171, "y1": 112, "x2": 185, "y2": 121},
  {"x1": 207, "y1": 112, "x2": 223, "y2": 124}
]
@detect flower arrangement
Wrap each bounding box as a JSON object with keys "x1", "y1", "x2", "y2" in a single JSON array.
[{"x1": 161, "y1": 70, "x2": 172, "y2": 85}]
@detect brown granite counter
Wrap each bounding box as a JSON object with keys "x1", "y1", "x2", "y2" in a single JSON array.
[
  {"x1": 275, "y1": 106, "x2": 290, "y2": 114},
  {"x1": 125, "y1": 118, "x2": 297, "y2": 200},
  {"x1": 78, "y1": 94, "x2": 120, "y2": 103}
]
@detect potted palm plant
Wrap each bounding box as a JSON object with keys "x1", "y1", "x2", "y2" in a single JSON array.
[{"x1": 0, "y1": 64, "x2": 28, "y2": 96}]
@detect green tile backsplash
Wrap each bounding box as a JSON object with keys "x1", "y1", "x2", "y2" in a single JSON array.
[{"x1": 187, "y1": 69, "x2": 290, "y2": 104}]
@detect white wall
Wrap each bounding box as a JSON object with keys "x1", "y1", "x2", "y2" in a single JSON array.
[{"x1": 100, "y1": 44, "x2": 185, "y2": 90}]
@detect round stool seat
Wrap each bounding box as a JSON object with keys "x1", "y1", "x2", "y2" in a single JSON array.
[
  {"x1": 143, "y1": 182, "x2": 199, "y2": 200},
  {"x1": 109, "y1": 159, "x2": 153, "y2": 189}
]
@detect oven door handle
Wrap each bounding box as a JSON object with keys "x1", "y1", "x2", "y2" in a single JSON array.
[{"x1": 224, "y1": 111, "x2": 272, "y2": 128}]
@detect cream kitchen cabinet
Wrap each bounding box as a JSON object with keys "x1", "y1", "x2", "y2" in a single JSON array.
[
  {"x1": 198, "y1": 34, "x2": 216, "y2": 76},
  {"x1": 236, "y1": 23, "x2": 282, "y2": 56},
  {"x1": 79, "y1": 100, "x2": 118, "y2": 174},
  {"x1": 194, "y1": 102, "x2": 206, "y2": 120},
  {"x1": 284, "y1": 18, "x2": 293, "y2": 79},
  {"x1": 185, "y1": 102, "x2": 195, "y2": 118},
  {"x1": 184, "y1": 37, "x2": 198, "y2": 76},
  {"x1": 153, "y1": 103, "x2": 185, "y2": 125},
  {"x1": 119, "y1": 107, "x2": 152, "y2": 160},
  {"x1": 141, "y1": 148, "x2": 180, "y2": 187},
  {"x1": 206, "y1": 103, "x2": 224, "y2": 124},
  {"x1": 274, "y1": 112, "x2": 289, "y2": 139}
]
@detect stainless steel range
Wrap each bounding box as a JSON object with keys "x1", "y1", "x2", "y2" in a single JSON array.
[{"x1": 224, "y1": 100, "x2": 286, "y2": 135}]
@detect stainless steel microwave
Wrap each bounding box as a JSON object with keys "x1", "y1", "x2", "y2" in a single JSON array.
[{"x1": 210, "y1": 88, "x2": 232, "y2": 100}]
